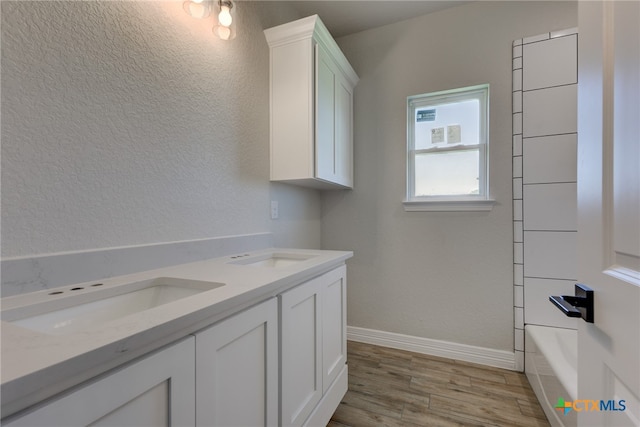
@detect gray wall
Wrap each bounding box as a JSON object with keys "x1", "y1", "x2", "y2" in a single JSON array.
[
  {"x1": 2, "y1": 0, "x2": 580, "y2": 353},
  {"x1": 323, "y1": 1, "x2": 578, "y2": 351},
  {"x1": 1, "y1": 1, "x2": 317, "y2": 258}
]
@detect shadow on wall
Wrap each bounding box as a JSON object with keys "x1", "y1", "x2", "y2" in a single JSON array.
[{"x1": 321, "y1": 27, "x2": 404, "y2": 257}]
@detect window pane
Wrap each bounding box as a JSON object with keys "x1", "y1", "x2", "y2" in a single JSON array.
[
  {"x1": 414, "y1": 149, "x2": 479, "y2": 196},
  {"x1": 414, "y1": 99, "x2": 480, "y2": 150}
]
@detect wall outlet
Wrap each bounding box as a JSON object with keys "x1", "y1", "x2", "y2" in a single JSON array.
[{"x1": 270, "y1": 201, "x2": 279, "y2": 219}]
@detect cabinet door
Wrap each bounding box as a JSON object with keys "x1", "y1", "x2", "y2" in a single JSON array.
[
  {"x1": 334, "y1": 76, "x2": 354, "y2": 187},
  {"x1": 321, "y1": 265, "x2": 347, "y2": 393},
  {"x1": 315, "y1": 43, "x2": 337, "y2": 184},
  {"x1": 4, "y1": 338, "x2": 196, "y2": 427},
  {"x1": 270, "y1": 38, "x2": 315, "y2": 182},
  {"x1": 280, "y1": 276, "x2": 323, "y2": 427},
  {"x1": 196, "y1": 298, "x2": 278, "y2": 427},
  {"x1": 315, "y1": 44, "x2": 354, "y2": 188}
]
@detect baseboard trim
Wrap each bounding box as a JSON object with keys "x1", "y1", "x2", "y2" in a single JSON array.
[{"x1": 347, "y1": 326, "x2": 517, "y2": 371}]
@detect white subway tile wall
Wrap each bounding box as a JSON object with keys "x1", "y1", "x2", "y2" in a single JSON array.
[
  {"x1": 522, "y1": 84, "x2": 577, "y2": 137},
  {"x1": 513, "y1": 156, "x2": 523, "y2": 178},
  {"x1": 515, "y1": 306, "x2": 525, "y2": 330},
  {"x1": 513, "y1": 56, "x2": 523, "y2": 71},
  {"x1": 513, "y1": 43, "x2": 523, "y2": 57},
  {"x1": 512, "y1": 40, "x2": 524, "y2": 368},
  {"x1": 513, "y1": 134, "x2": 523, "y2": 156},
  {"x1": 513, "y1": 178, "x2": 523, "y2": 200},
  {"x1": 513, "y1": 112, "x2": 523, "y2": 135},
  {"x1": 514, "y1": 242, "x2": 524, "y2": 265},
  {"x1": 514, "y1": 264, "x2": 524, "y2": 287},
  {"x1": 514, "y1": 285, "x2": 524, "y2": 308},
  {"x1": 522, "y1": 32, "x2": 550, "y2": 45},
  {"x1": 523, "y1": 183, "x2": 577, "y2": 231},
  {"x1": 514, "y1": 200, "x2": 524, "y2": 221},
  {"x1": 513, "y1": 91, "x2": 523, "y2": 113},
  {"x1": 512, "y1": 30, "x2": 578, "y2": 362},
  {"x1": 515, "y1": 328, "x2": 525, "y2": 351},
  {"x1": 523, "y1": 134, "x2": 577, "y2": 184},
  {"x1": 514, "y1": 217, "x2": 524, "y2": 243},
  {"x1": 523, "y1": 35, "x2": 577, "y2": 91},
  {"x1": 523, "y1": 231, "x2": 577, "y2": 279},
  {"x1": 524, "y1": 277, "x2": 578, "y2": 329}
]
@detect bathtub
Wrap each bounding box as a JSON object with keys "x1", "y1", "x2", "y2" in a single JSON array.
[{"x1": 525, "y1": 325, "x2": 577, "y2": 427}]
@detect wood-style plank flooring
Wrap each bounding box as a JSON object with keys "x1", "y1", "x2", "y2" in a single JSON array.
[{"x1": 328, "y1": 341, "x2": 550, "y2": 427}]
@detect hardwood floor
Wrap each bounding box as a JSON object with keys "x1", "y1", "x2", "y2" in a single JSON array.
[{"x1": 328, "y1": 341, "x2": 550, "y2": 427}]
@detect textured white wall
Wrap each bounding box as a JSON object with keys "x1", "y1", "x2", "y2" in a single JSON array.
[
  {"x1": 323, "y1": 1, "x2": 577, "y2": 351},
  {"x1": 1, "y1": 1, "x2": 319, "y2": 258}
]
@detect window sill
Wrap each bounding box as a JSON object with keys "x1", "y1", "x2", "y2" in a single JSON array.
[{"x1": 403, "y1": 199, "x2": 496, "y2": 212}]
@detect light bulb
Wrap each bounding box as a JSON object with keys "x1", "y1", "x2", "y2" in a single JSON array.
[
  {"x1": 183, "y1": 0, "x2": 211, "y2": 18},
  {"x1": 215, "y1": 25, "x2": 232, "y2": 40},
  {"x1": 218, "y1": 5, "x2": 232, "y2": 27}
]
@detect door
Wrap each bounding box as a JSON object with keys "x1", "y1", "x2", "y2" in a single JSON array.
[
  {"x1": 577, "y1": 2, "x2": 640, "y2": 426},
  {"x1": 195, "y1": 298, "x2": 278, "y2": 427},
  {"x1": 4, "y1": 337, "x2": 195, "y2": 427}
]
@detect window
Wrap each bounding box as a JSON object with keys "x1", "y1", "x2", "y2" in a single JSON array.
[{"x1": 404, "y1": 84, "x2": 494, "y2": 211}]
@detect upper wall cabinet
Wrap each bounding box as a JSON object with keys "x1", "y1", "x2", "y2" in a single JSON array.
[{"x1": 264, "y1": 15, "x2": 359, "y2": 190}]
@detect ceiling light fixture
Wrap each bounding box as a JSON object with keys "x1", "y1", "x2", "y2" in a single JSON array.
[
  {"x1": 183, "y1": 0, "x2": 211, "y2": 19},
  {"x1": 213, "y1": 0, "x2": 236, "y2": 41}
]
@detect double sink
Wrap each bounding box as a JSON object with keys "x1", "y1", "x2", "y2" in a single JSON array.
[{"x1": 1, "y1": 252, "x2": 316, "y2": 336}]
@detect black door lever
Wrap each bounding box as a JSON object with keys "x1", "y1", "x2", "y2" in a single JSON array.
[{"x1": 549, "y1": 284, "x2": 594, "y2": 323}]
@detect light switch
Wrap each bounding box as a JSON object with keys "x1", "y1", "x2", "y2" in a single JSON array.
[{"x1": 270, "y1": 201, "x2": 279, "y2": 219}]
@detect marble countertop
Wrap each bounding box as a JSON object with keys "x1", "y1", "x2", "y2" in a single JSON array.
[{"x1": 0, "y1": 248, "x2": 352, "y2": 418}]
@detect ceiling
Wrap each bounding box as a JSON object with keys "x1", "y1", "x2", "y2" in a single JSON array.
[{"x1": 266, "y1": 1, "x2": 473, "y2": 38}]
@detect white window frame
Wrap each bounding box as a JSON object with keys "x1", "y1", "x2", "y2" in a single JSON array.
[{"x1": 403, "y1": 84, "x2": 495, "y2": 212}]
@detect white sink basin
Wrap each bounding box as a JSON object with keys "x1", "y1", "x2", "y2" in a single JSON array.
[
  {"x1": 229, "y1": 252, "x2": 316, "y2": 268},
  {"x1": 3, "y1": 278, "x2": 224, "y2": 336}
]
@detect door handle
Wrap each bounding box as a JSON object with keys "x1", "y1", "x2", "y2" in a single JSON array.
[{"x1": 549, "y1": 284, "x2": 594, "y2": 323}]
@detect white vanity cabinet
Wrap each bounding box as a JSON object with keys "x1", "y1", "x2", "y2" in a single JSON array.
[
  {"x1": 195, "y1": 298, "x2": 279, "y2": 427},
  {"x1": 5, "y1": 300, "x2": 280, "y2": 427},
  {"x1": 2, "y1": 256, "x2": 351, "y2": 427},
  {"x1": 4, "y1": 337, "x2": 196, "y2": 427},
  {"x1": 320, "y1": 266, "x2": 348, "y2": 393},
  {"x1": 265, "y1": 15, "x2": 359, "y2": 190},
  {"x1": 280, "y1": 274, "x2": 323, "y2": 426},
  {"x1": 280, "y1": 265, "x2": 348, "y2": 427}
]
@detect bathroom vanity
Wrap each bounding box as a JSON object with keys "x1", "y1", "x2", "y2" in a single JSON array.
[{"x1": 0, "y1": 249, "x2": 351, "y2": 426}]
